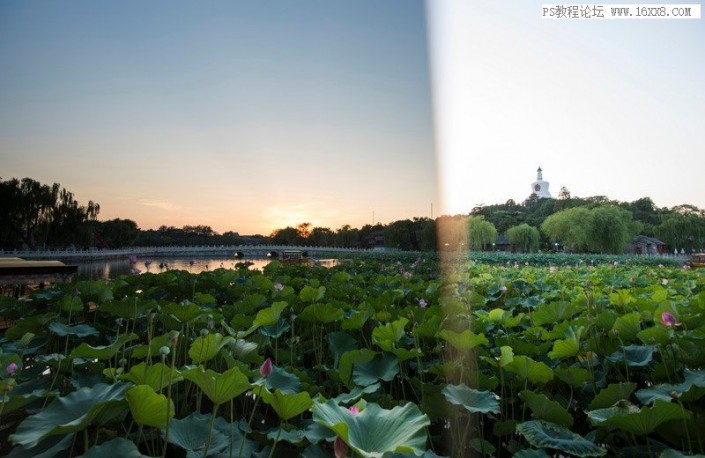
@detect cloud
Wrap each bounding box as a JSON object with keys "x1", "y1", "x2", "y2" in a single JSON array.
[{"x1": 139, "y1": 199, "x2": 181, "y2": 212}]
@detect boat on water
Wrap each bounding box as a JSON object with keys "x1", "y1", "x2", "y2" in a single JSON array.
[{"x1": 686, "y1": 253, "x2": 705, "y2": 269}]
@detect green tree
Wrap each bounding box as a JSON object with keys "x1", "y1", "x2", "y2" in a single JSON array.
[
  {"x1": 541, "y1": 207, "x2": 593, "y2": 252},
  {"x1": 506, "y1": 223, "x2": 540, "y2": 253},
  {"x1": 656, "y1": 208, "x2": 705, "y2": 252},
  {"x1": 95, "y1": 219, "x2": 140, "y2": 248},
  {"x1": 309, "y1": 227, "x2": 336, "y2": 246},
  {"x1": 587, "y1": 205, "x2": 639, "y2": 254},
  {"x1": 0, "y1": 177, "x2": 99, "y2": 250},
  {"x1": 270, "y1": 227, "x2": 301, "y2": 245},
  {"x1": 467, "y1": 216, "x2": 497, "y2": 251},
  {"x1": 335, "y1": 225, "x2": 359, "y2": 248}
]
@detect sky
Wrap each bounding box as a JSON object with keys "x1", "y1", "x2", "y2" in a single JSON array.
[{"x1": 1, "y1": 1, "x2": 703, "y2": 236}]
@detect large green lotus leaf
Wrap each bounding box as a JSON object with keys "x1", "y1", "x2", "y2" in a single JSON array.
[
  {"x1": 516, "y1": 420, "x2": 606, "y2": 457},
  {"x1": 6, "y1": 434, "x2": 74, "y2": 458},
  {"x1": 341, "y1": 309, "x2": 371, "y2": 331},
  {"x1": 588, "y1": 382, "x2": 637, "y2": 410},
  {"x1": 499, "y1": 345, "x2": 514, "y2": 368},
  {"x1": 555, "y1": 368, "x2": 591, "y2": 387},
  {"x1": 611, "y1": 312, "x2": 641, "y2": 342},
  {"x1": 126, "y1": 384, "x2": 175, "y2": 429},
  {"x1": 636, "y1": 370, "x2": 705, "y2": 404},
  {"x1": 69, "y1": 333, "x2": 138, "y2": 361},
  {"x1": 439, "y1": 329, "x2": 489, "y2": 351},
  {"x1": 5, "y1": 312, "x2": 58, "y2": 340},
  {"x1": 237, "y1": 302, "x2": 288, "y2": 338},
  {"x1": 586, "y1": 399, "x2": 689, "y2": 435},
  {"x1": 267, "y1": 427, "x2": 306, "y2": 444},
  {"x1": 505, "y1": 355, "x2": 554, "y2": 384},
  {"x1": 328, "y1": 331, "x2": 358, "y2": 368},
  {"x1": 265, "y1": 366, "x2": 301, "y2": 394},
  {"x1": 120, "y1": 362, "x2": 183, "y2": 392},
  {"x1": 11, "y1": 383, "x2": 129, "y2": 449},
  {"x1": 234, "y1": 293, "x2": 267, "y2": 314},
  {"x1": 388, "y1": 346, "x2": 424, "y2": 362},
  {"x1": 637, "y1": 327, "x2": 671, "y2": 346},
  {"x1": 298, "y1": 302, "x2": 344, "y2": 323},
  {"x1": 530, "y1": 301, "x2": 578, "y2": 327},
  {"x1": 129, "y1": 334, "x2": 168, "y2": 361},
  {"x1": 413, "y1": 314, "x2": 441, "y2": 338},
  {"x1": 586, "y1": 402, "x2": 641, "y2": 425},
  {"x1": 610, "y1": 289, "x2": 636, "y2": 307},
  {"x1": 162, "y1": 301, "x2": 205, "y2": 324},
  {"x1": 333, "y1": 383, "x2": 381, "y2": 403},
  {"x1": 352, "y1": 352, "x2": 399, "y2": 387},
  {"x1": 513, "y1": 449, "x2": 552, "y2": 458},
  {"x1": 48, "y1": 321, "x2": 99, "y2": 338},
  {"x1": 442, "y1": 384, "x2": 500, "y2": 414},
  {"x1": 182, "y1": 366, "x2": 250, "y2": 405},
  {"x1": 259, "y1": 319, "x2": 290, "y2": 338},
  {"x1": 548, "y1": 338, "x2": 580, "y2": 360},
  {"x1": 99, "y1": 298, "x2": 154, "y2": 319},
  {"x1": 372, "y1": 318, "x2": 409, "y2": 348},
  {"x1": 606, "y1": 345, "x2": 657, "y2": 367},
  {"x1": 312, "y1": 399, "x2": 430, "y2": 458},
  {"x1": 77, "y1": 438, "x2": 152, "y2": 458},
  {"x1": 61, "y1": 295, "x2": 84, "y2": 313},
  {"x1": 0, "y1": 387, "x2": 50, "y2": 415},
  {"x1": 188, "y1": 332, "x2": 235, "y2": 364},
  {"x1": 166, "y1": 412, "x2": 230, "y2": 456},
  {"x1": 228, "y1": 338, "x2": 260, "y2": 364},
  {"x1": 299, "y1": 285, "x2": 326, "y2": 303},
  {"x1": 519, "y1": 390, "x2": 574, "y2": 427},
  {"x1": 659, "y1": 450, "x2": 705, "y2": 458},
  {"x1": 338, "y1": 349, "x2": 376, "y2": 388},
  {"x1": 256, "y1": 387, "x2": 312, "y2": 421}
]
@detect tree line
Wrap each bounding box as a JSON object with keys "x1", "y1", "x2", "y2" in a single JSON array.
[{"x1": 2, "y1": 177, "x2": 704, "y2": 254}]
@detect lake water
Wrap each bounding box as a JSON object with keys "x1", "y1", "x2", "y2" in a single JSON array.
[{"x1": 75, "y1": 256, "x2": 273, "y2": 280}]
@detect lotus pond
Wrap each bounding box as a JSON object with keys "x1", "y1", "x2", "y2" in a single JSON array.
[{"x1": 0, "y1": 256, "x2": 704, "y2": 457}]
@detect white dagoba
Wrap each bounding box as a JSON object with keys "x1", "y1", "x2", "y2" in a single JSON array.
[{"x1": 530, "y1": 167, "x2": 552, "y2": 198}]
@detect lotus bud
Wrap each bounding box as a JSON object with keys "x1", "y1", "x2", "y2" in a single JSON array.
[
  {"x1": 159, "y1": 346, "x2": 170, "y2": 356},
  {"x1": 200, "y1": 328, "x2": 209, "y2": 336},
  {"x1": 168, "y1": 331, "x2": 180, "y2": 347},
  {"x1": 119, "y1": 358, "x2": 127, "y2": 367},
  {"x1": 334, "y1": 436, "x2": 348, "y2": 458},
  {"x1": 6, "y1": 362, "x2": 18, "y2": 376},
  {"x1": 349, "y1": 406, "x2": 360, "y2": 415},
  {"x1": 259, "y1": 358, "x2": 273, "y2": 378},
  {"x1": 661, "y1": 312, "x2": 677, "y2": 328}
]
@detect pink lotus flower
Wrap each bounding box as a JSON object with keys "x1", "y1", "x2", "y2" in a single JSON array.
[
  {"x1": 661, "y1": 312, "x2": 677, "y2": 327},
  {"x1": 131, "y1": 268, "x2": 141, "y2": 275},
  {"x1": 661, "y1": 278, "x2": 669, "y2": 286},
  {"x1": 418, "y1": 298, "x2": 428, "y2": 308},
  {"x1": 259, "y1": 358, "x2": 273, "y2": 378},
  {"x1": 403, "y1": 271, "x2": 411, "y2": 279},
  {"x1": 6, "y1": 362, "x2": 18, "y2": 376},
  {"x1": 274, "y1": 283, "x2": 284, "y2": 291},
  {"x1": 349, "y1": 406, "x2": 360, "y2": 415},
  {"x1": 334, "y1": 436, "x2": 348, "y2": 458},
  {"x1": 500, "y1": 285, "x2": 507, "y2": 293},
  {"x1": 129, "y1": 255, "x2": 138, "y2": 265},
  {"x1": 549, "y1": 266, "x2": 557, "y2": 274}
]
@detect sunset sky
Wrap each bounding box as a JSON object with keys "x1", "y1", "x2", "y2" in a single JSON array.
[{"x1": 2, "y1": 1, "x2": 703, "y2": 235}]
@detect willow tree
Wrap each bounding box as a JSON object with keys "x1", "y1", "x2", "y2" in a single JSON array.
[
  {"x1": 541, "y1": 207, "x2": 592, "y2": 252},
  {"x1": 587, "y1": 205, "x2": 639, "y2": 254},
  {"x1": 506, "y1": 223, "x2": 540, "y2": 253},
  {"x1": 467, "y1": 216, "x2": 497, "y2": 251},
  {"x1": 0, "y1": 177, "x2": 100, "y2": 250}
]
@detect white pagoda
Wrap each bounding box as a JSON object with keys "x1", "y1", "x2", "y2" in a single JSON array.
[{"x1": 530, "y1": 167, "x2": 552, "y2": 199}]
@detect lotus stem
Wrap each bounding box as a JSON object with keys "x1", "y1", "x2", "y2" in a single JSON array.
[{"x1": 202, "y1": 403, "x2": 220, "y2": 458}]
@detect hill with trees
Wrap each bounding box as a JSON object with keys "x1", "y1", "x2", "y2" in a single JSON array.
[{"x1": 2, "y1": 177, "x2": 704, "y2": 254}]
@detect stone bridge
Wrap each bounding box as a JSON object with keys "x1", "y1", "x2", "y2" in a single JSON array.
[{"x1": 0, "y1": 245, "x2": 374, "y2": 261}]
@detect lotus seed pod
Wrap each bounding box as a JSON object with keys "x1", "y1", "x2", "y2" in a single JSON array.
[
  {"x1": 200, "y1": 328, "x2": 209, "y2": 336},
  {"x1": 159, "y1": 346, "x2": 170, "y2": 356}
]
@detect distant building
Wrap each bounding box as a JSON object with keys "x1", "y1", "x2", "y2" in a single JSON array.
[
  {"x1": 627, "y1": 235, "x2": 668, "y2": 255},
  {"x1": 530, "y1": 166, "x2": 552, "y2": 199}
]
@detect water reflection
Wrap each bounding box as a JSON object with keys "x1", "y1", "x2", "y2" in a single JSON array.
[{"x1": 76, "y1": 257, "x2": 273, "y2": 280}]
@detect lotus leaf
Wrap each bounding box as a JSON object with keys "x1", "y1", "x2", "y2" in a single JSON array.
[
  {"x1": 48, "y1": 321, "x2": 99, "y2": 337},
  {"x1": 182, "y1": 366, "x2": 250, "y2": 405},
  {"x1": 256, "y1": 387, "x2": 312, "y2": 421},
  {"x1": 78, "y1": 438, "x2": 152, "y2": 457},
  {"x1": 188, "y1": 332, "x2": 234, "y2": 363},
  {"x1": 69, "y1": 333, "x2": 138, "y2": 360},
  {"x1": 352, "y1": 352, "x2": 399, "y2": 386},
  {"x1": 519, "y1": 390, "x2": 574, "y2": 426},
  {"x1": 120, "y1": 362, "x2": 183, "y2": 392},
  {"x1": 505, "y1": 355, "x2": 554, "y2": 384},
  {"x1": 165, "y1": 412, "x2": 230, "y2": 456},
  {"x1": 439, "y1": 329, "x2": 489, "y2": 351},
  {"x1": 442, "y1": 384, "x2": 500, "y2": 414},
  {"x1": 126, "y1": 384, "x2": 175, "y2": 429},
  {"x1": 312, "y1": 399, "x2": 430, "y2": 458},
  {"x1": 5, "y1": 434, "x2": 73, "y2": 458},
  {"x1": 606, "y1": 345, "x2": 657, "y2": 367},
  {"x1": 11, "y1": 383, "x2": 129, "y2": 448},
  {"x1": 516, "y1": 420, "x2": 606, "y2": 457},
  {"x1": 586, "y1": 399, "x2": 689, "y2": 435},
  {"x1": 588, "y1": 382, "x2": 637, "y2": 410},
  {"x1": 265, "y1": 366, "x2": 301, "y2": 394},
  {"x1": 298, "y1": 302, "x2": 344, "y2": 323}
]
